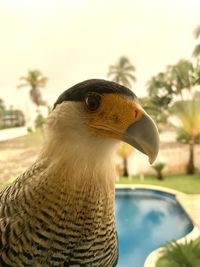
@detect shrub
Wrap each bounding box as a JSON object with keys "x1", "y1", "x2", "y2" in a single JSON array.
[
  {"x1": 177, "y1": 128, "x2": 200, "y2": 144},
  {"x1": 152, "y1": 162, "x2": 166, "y2": 180},
  {"x1": 27, "y1": 127, "x2": 33, "y2": 133},
  {"x1": 35, "y1": 114, "x2": 46, "y2": 130},
  {"x1": 156, "y1": 238, "x2": 200, "y2": 267}
]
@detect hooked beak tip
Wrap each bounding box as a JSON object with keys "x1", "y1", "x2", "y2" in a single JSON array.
[{"x1": 123, "y1": 113, "x2": 159, "y2": 164}]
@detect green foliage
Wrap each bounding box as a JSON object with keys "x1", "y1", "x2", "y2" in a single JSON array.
[
  {"x1": 146, "y1": 59, "x2": 200, "y2": 129},
  {"x1": 0, "y1": 98, "x2": 5, "y2": 111},
  {"x1": 177, "y1": 129, "x2": 200, "y2": 144},
  {"x1": 172, "y1": 97, "x2": 200, "y2": 174},
  {"x1": 27, "y1": 127, "x2": 33, "y2": 133},
  {"x1": 147, "y1": 57, "x2": 200, "y2": 175},
  {"x1": 146, "y1": 72, "x2": 174, "y2": 128},
  {"x1": 156, "y1": 238, "x2": 200, "y2": 267},
  {"x1": 152, "y1": 163, "x2": 166, "y2": 180},
  {"x1": 47, "y1": 105, "x2": 52, "y2": 114},
  {"x1": 167, "y1": 60, "x2": 196, "y2": 96},
  {"x1": 171, "y1": 97, "x2": 200, "y2": 133},
  {"x1": 193, "y1": 45, "x2": 200, "y2": 59},
  {"x1": 35, "y1": 113, "x2": 46, "y2": 130},
  {"x1": 147, "y1": 72, "x2": 174, "y2": 98},
  {"x1": 108, "y1": 56, "x2": 136, "y2": 88},
  {"x1": 140, "y1": 97, "x2": 169, "y2": 131},
  {"x1": 147, "y1": 59, "x2": 197, "y2": 100},
  {"x1": 153, "y1": 163, "x2": 166, "y2": 172}
]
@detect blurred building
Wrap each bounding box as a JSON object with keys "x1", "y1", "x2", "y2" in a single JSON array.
[{"x1": 0, "y1": 108, "x2": 25, "y2": 129}]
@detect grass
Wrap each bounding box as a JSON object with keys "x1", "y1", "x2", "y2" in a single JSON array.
[
  {"x1": 0, "y1": 131, "x2": 200, "y2": 194},
  {"x1": 10, "y1": 130, "x2": 43, "y2": 147},
  {"x1": 116, "y1": 174, "x2": 200, "y2": 194},
  {"x1": 1, "y1": 174, "x2": 200, "y2": 194},
  {"x1": 0, "y1": 130, "x2": 43, "y2": 149}
]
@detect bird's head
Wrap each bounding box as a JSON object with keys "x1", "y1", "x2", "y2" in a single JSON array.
[{"x1": 45, "y1": 79, "x2": 159, "y2": 165}]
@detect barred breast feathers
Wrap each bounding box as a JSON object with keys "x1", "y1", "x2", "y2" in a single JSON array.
[{"x1": 0, "y1": 102, "x2": 119, "y2": 266}]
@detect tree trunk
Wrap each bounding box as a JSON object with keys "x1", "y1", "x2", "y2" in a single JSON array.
[
  {"x1": 187, "y1": 136, "x2": 195, "y2": 175},
  {"x1": 122, "y1": 157, "x2": 129, "y2": 177},
  {"x1": 157, "y1": 171, "x2": 164, "y2": 180}
]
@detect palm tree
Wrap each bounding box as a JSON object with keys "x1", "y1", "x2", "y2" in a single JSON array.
[
  {"x1": 107, "y1": 56, "x2": 136, "y2": 88},
  {"x1": 147, "y1": 60, "x2": 196, "y2": 105},
  {"x1": 146, "y1": 73, "x2": 173, "y2": 130},
  {"x1": 146, "y1": 59, "x2": 197, "y2": 132},
  {"x1": 172, "y1": 97, "x2": 200, "y2": 174},
  {"x1": 117, "y1": 143, "x2": 133, "y2": 177},
  {"x1": 17, "y1": 70, "x2": 48, "y2": 108},
  {"x1": 193, "y1": 25, "x2": 200, "y2": 58},
  {"x1": 108, "y1": 57, "x2": 136, "y2": 177},
  {"x1": 167, "y1": 60, "x2": 195, "y2": 98},
  {"x1": 152, "y1": 162, "x2": 165, "y2": 180}
]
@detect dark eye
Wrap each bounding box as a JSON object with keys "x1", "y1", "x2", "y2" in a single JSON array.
[{"x1": 85, "y1": 93, "x2": 101, "y2": 111}]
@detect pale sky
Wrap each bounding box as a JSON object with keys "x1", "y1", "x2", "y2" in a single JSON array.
[{"x1": 0, "y1": 0, "x2": 200, "y2": 114}]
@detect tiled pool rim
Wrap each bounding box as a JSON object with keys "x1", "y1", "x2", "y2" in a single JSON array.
[{"x1": 115, "y1": 184, "x2": 200, "y2": 267}]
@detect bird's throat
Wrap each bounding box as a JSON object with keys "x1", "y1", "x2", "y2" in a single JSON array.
[{"x1": 34, "y1": 154, "x2": 117, "y2": 233}]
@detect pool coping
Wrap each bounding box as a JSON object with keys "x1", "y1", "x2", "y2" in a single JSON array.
[{"x1": 115, "y1": 184, "x2": 200, "y2": 267}]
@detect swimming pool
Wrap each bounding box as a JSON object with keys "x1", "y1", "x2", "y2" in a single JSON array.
[{"x1": 115, "y1": 188, "x2": 193, "y2": 267}]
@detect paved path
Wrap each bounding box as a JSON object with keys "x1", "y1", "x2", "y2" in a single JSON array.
[
  {"x1": 0, "y1": 127, "x2": 27, "y2": 141},
  {"x1": 177, "y1": 194, "x2": 200, "y2": 229},
  {"x1": 0, "y1": 131, "x2": 42, "y2": 183}
]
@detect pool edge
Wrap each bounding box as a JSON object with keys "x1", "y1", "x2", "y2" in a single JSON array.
[
  {"x1": 115, "y1": 184, "x2": 200, "y2": 267},
  {"x1": 143, "y1": 226, "x2": 200, "y2": 267}
]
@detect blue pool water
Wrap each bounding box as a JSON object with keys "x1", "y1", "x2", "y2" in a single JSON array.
[{"x1": 115, "y1": 188, "x2": 193, "y2": 267}]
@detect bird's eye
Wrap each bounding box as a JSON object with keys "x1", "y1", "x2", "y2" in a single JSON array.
[{"x1": 85, "y1": 93, "x2": 101, "y2": 111}]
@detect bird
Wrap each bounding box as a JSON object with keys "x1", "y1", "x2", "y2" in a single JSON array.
[{"x1": 0, "y1": 79, "x2": 159, "y2": 267}]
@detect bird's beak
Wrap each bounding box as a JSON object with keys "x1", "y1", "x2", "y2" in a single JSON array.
[
  {"x1": 87, "y1": 93, "x2": 159, "y2": 163},
  {"x1": 123, "y1": 112, "x2": 159, "y2": 164}
]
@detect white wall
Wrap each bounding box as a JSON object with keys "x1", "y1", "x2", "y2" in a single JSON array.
[{"x1": 115, "y1": 130, "x2": 200, "y2": 176}]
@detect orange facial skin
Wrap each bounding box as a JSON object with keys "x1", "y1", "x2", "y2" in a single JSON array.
[{"x1": 86, "y1": 93, "x2": 144, "y2": 140}]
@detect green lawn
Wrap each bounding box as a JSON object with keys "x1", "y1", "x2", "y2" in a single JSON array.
[
  {"x1": 11, "y1": 130, "x2": 43, "y2": 147},
  {"x1": 1, "y1": 174, "x2": 200, "y2": 194},
  {"x1": 0, "y1": 130, "x2": 43, "y2": 150},
  {"x1": 116, "y1": 174, "x2": 200, "y2": 194},
  {"x1": 0, "y1": 130, "x2": 200, "y2": 194}
]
